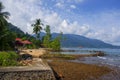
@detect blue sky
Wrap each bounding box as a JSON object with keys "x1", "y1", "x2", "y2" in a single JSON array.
[{"x1": 1, "y1": 0, "x2": 120, "y2": 45}]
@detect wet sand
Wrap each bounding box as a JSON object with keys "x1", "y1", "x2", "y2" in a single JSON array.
[
  {"x1": 48, "y1": 60, "x2": 113, "y2": 80},
  {"x1": 42, "y1": 52, "x2": 120, "y2": 80}
]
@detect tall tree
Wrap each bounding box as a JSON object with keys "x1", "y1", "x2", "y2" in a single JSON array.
[
  {"x1": 50, "y1": 32, "x2": 63, "y2": 51},
  {"x1": 50, "y1": 36, "x2": 61, "y2": 51},
  {"x1": 0, "y1": 2, "x2": 10, "y2": 31},
  {"x1": 43, "y1": 25, "x2": 51, "y2": 48},
  {"x1": 31, "y1": 19, "x2": 43, "y2": 39},
  {"x1": 0, "y1": 2, "x2": 10, "y2": 51},
  {"x1": 45, "y1": 25, "x2": 51, "y2": 37}
]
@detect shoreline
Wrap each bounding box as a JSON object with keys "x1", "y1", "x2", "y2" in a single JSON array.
[
  {"x1": 47, "y1": 59, "x2": 120, "y2": 80},
  {"x1": 41, "y1": 51, "x2": 120, "y2": 80},
  {"x1": 48, "y1": 60, "x2": 111, "y2": 80}
]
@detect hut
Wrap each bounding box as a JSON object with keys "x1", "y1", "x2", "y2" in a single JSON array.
[{"x1": 15, "y1": 38, "x2": 32, "y2": 49}]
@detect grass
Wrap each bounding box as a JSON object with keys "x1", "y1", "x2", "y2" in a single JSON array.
[
  {"x1": 0, "y1": 51, "x2": 20, "y2": 66},
  {"x1": 41, "y1": 53, "x2": 76, "y2": 60}
]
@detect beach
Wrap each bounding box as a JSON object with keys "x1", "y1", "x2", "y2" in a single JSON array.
[
  {"x1": 47, "y1": 59, "x2": 120, "y2": 80},
  {"x1": 41, "y1": 49, "x2": 120, "y2": 80},
  {"x1": 48, "y1": 60, "x2": 111, "y2": 80}
]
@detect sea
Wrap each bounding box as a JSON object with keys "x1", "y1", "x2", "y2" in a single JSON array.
[{"x1": 60, "y1": 48, "x2": 120, "y2": 68}]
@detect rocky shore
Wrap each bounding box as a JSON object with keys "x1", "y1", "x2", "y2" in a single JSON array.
[
  {"x1": 42, "y1": 51, "x2": 120, "y2": 80},
  {"x1": 48, "y1": 60, "x2": 120, "y2": 80}
]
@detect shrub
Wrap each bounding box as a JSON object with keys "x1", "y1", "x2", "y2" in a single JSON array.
[{"x1": 0, "y1": 51, "x2": 19, "y2": 66}]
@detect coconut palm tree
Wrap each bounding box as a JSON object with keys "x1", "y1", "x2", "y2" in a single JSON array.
[
  {"x1": 0, "y1": 2, "x2": 10, "y2": 39},
  {"x1": 0, "y1": 2, "x2": 10, "y2": 30},
  {"x1": 0, "y1": 2, "x2": 10, "y2": 51},
  {"x1": 31, "y1": 19, "x2": 43, "y2": 39}
]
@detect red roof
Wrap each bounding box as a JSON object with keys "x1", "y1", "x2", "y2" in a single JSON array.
[
  {"x1": 15, "y1": 38, "x2": 32, "y2": 44},
  {"x1": 22, "y1": 40, "x2": 32, "y2": 44},
  {"x1": 15, "y1": 38, "x2": 22, "y2": 41}
]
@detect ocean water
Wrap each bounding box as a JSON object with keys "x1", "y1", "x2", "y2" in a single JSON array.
[{"x1": 61, "y1": 48, "x2": 120, "y2": 67}]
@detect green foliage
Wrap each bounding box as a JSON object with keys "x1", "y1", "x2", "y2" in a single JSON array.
[
  {"x1": 0, "y1": 2, "x2": 9, "y2": 30},
  {"x1": 0, "y1": 2, "x2": 14, "y2": 51},
  {"x1": 0, "y1": 2, "x2": 10, "y2": 33},
  {"x1": 32, "y1": 19, "x2": 43, "y2": 39},
  {"x1": 45, "y1": 25, "x2": 51, "y2": 37},
  {"x1": 33, "y1": 39, "x2": 41, "y2": 48},
  {"x1": 43, "y1": 35, "x2": 50, "y2": 47},
  {"x1": 43, "y1": 25, "x2": 51, "y2": 48},
  {"x1": 50, "y1": 37, "x2": 61, "y2": 51},
  {"x1": 7, "y1": 23, "x2": 25, "y2": 36},
  {"x1": 0, "y1": 30, "x2": 17, "y2": 51},
  {"x1": 0, "y1": 52, "x2": 19, "y2": 66},
  {"x1": 50, "y1": 32, "x2": 62, "y2": 51},
  {"x1": 18, "y1": 35, "x2": 42, "y2": 49},
  {"x1": 42, "y1": 25, "x2": 62, "y2": 50}
]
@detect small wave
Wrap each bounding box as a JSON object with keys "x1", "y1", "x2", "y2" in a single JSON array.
[
  {"x1": 97, "y1": 56, "x2": 107, "y2": 60},
  {"x1": 97, "y1": 56, "x2": 115, "y2": 61},
  {"x1": 106, "y1": 63, "x2": 115, "y2": 66}
]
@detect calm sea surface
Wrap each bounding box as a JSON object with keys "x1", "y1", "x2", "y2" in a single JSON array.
[{"x1": 60, "y1": 48, "x2": 120, "y2": 67}]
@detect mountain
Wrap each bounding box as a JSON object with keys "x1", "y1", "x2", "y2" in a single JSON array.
[
  {"x1": 8, "y1": 23, "x2": 120, "y2": 48},
  {"x1": 51, "y1": 33, "x2": 120, "y2": 48},
  {"x1": 7, "y1": 23, "x2": 25, "y2": 35}
]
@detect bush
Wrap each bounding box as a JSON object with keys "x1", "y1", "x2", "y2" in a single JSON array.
[{"x1": 0, "y1": 52, "x2": 19, "y2": 66}]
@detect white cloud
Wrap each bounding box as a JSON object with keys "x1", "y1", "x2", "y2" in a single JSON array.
[
  {"x1": 1, "y1": 0, "x2": 85, "y2": 34},
  {"x1": 60, "y1": 20, "x2": 68, "y2": 28},
  {"x1": 70, "y1": 5, "x2": 76, "y2": 9},
  {"x1": 1, "y1": 0, "x2": 43, "y2": 33},
  {"x1": 85, "y1": 27, "x2": 120, "y2": 45},
  {"x1": 55, "y1": 2, "x2": 64, "y2": 8},
  {"x1": 67, "y1": 0, "x2": 84, "y2": 3},
  {"x1": 76, "y1": 0, "x2": 83, "y2": 2},
  {"x1": 1, "y1": 0, "x2": 120, "y2": 45},
  {"x1": 55, "y1": 0, "x2": 82, "y2": 10}
]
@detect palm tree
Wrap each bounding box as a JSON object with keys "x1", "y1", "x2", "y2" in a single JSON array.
[
  {"x1": 0, "y1": 2, "x2": 10, "y2": 39},
  {"x1": 0, "y1": 2, "x2": 10, "y2": 30},
  {"x1": 31, "y1": 19, "x2": 43, "y2": 39},
  {"x1": 0, "y1": 2, "x2": 10, "y2": 51}
]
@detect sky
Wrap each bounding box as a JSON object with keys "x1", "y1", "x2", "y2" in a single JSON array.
[{"x1": 1, "y1": 0, "x2": 120, "y2": 45}]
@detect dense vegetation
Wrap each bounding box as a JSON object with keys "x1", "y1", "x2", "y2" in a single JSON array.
[
  {"x1": 0, "y1": 2, "x2": 13, "y2": 51},
  {"x1": 42, "y1": 25, "x2": 62, "y2": 50},
  {"x1": 0, "y1": 52, "x2": 19, "y2": 66}
]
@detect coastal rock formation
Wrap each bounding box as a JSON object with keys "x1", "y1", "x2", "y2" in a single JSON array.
[{"x1": 92, "y1": 51, "x2": 106, "y2": 56}]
